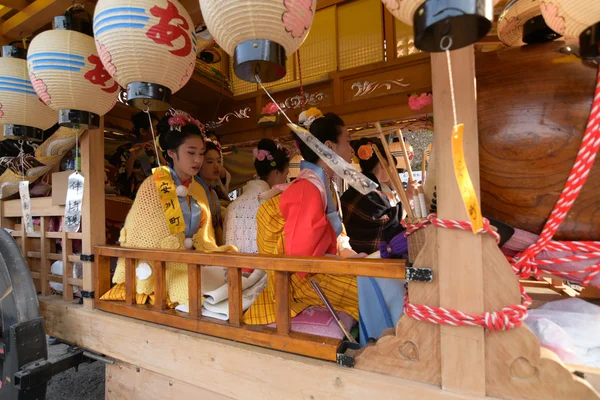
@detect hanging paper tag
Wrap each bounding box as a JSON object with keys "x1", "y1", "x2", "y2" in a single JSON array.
[
  {"x1": 288, "y1": 123, "x2": 378, "y2": 194},
  {"x1": 19, "y1": 181, "x2": 34, "y2": 234},
  {"x1": 64, "y1": 172, "x2": 85, "y2": 233},
  {"x1": 451, "y1": 124, "x2": 483, "y2": 234}
]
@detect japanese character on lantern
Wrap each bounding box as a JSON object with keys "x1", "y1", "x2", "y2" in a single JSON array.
[
  {"x1": 146, "y1": 0, "x2": 192, "y2": 57},
  {"x1": 84, "y1": 54, "x2": 119, "y2": 93}
]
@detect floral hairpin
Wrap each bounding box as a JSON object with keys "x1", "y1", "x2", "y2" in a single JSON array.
[
  {"x1": 253, "y1": 148, "x2": 277, "y2": 167},
  {"x1": 357, "y1": 143, "x2": 374, "y2": 161},
  {"x1": 167, "y1": 109, "x2": 206, "y2": 133}
]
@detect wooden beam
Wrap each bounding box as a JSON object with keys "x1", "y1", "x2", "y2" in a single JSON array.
[
  {"x1": 81, "y1": 120, "x2": 106, "y2": 309},
  {"x1": 41, "y1": 297, "x2": 490, "y2": 400},
  {"x1": 0, "y1": 0, "x2": 27, "y2": 11},
  {"x1": 0, "y1": 5, "x2": 12, "y2": 19},
  {"x1": 179, "y1": 0, "x2": 202, "y2": 26},
  {"x1": 107, "y1": 362, "x2": 234, "y2": 400},
  {"x1": 95, "y1": 246, "x2": 406, "y2": 279},
  {"x1": 431, "y1": 46, "x2": 485, "y2": 396},
  {"x1": 1, "y1": 0, "x2": 72, "y2": 40}
]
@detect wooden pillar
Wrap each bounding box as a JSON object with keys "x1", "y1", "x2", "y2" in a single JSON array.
[
  {"x1": 81, "y1": 119, "x2": 106, "y2": 309},
  {"x1": 431, "y1": 46, "x2": 485, "y2": 396}
]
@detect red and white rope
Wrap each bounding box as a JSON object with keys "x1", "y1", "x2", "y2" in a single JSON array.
[
  {"x1": 404, "y1": 285, "x2": 531, "y2": 331},
  {"x1": 403, "y1": 214, "x2": 529, "y2": 330},
  {"x1": 403, "y1": 214, "x2": 501, "y2": 244},
  {"x1": 511, "y1": 65, "x2": 600, "y2": 287},
  {"x1": 400, "y1": 65, "x2": 600, "y2": 329}
]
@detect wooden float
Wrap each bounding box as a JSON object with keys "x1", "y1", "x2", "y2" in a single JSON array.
[{"x1": 0, "y1": 0, "x2": 599, "y2": 399}]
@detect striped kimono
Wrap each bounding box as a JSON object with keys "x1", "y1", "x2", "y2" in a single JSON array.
[{"x1": 243, "y1": 166, "x2": 358, "y2": 325}]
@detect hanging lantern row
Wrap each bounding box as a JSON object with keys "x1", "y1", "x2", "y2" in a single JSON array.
[
  {"x1": 380, "y1": 0, "x2": 504, "y2": 52},
  {"x1": 200, "y1": 0, "x2": 318, "y2": 83},
  {"x1": 0, "y1": 44, "x2": 57, "y2": 142},
  {"x1": 93, "y1": 0, "x2": 197, "y2": 111},
  {"x1": 27, "y1": 7, "x2": 119, "y2": 129}
]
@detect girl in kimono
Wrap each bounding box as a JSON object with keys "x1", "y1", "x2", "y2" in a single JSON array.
[
  {"x1": 196, "y1": 140, "x2": 226, "y2": 244},
  {"x1": 341, "y1": 137, "x2": 408, "y2": 345},
  {"x1": 244, "y1": 109, "x2": 366, "y2": 326},
  {"x1": 223, "y1": 139, "x2": 290, "y2": 254},
  {"x1": 341, "y1": 138, "x2": 404, "y2": 254},
  {"x1": 101, "y1": 111, "x2": 237, "y2": 308}
]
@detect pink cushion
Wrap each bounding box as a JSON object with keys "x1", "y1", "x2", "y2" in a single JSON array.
[{"x1": 267, "y1": 306, "x2": 356, "y2": 339}]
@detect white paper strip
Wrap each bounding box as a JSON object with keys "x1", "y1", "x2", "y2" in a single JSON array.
[
  {"x1": 287, "y1": 123, "x2": 378, "y2": 194},
  {"x1": 64, "y1": 172, "x2": 85, "y2": 233},
  {"x1": 19, "y1": 181, "x2": 34, "y2": 234}
]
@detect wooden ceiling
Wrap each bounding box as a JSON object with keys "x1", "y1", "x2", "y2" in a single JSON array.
[{"x1": 0, "y1": 0, "x2": 511, "y2": 134}]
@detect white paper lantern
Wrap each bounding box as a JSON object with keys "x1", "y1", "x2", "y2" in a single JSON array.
[
  {"x1": 381, "y1": 0, "x2": 502, "y2": 52},
  {"x1": 93, "y1": 0, "x2": 197, "y2": 111},
  {"x1": 0, "y1": 46, "x2": 57, "y2": 142},
  {"x1": 540, "y1": 0, "x2": 600, "y2": 60},
  {"x1": 200, "y1": 0, "x2": 317, "y2": 82},
  {"x1": 497, "y1": 0, "x2": 563, "y2": 47},
  {"x1": 27, "y1": 25, "x2": 119, "y2": 129},
  {"x1": 540, "y1": 0, "x2": 600, "y2": 39}
]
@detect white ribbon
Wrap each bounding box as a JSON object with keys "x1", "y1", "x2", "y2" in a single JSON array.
[{"x1": 288, "y1": 123, "x2": 378, "y2": 194}]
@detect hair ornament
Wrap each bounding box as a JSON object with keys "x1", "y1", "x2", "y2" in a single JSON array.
[
  {"x1": 357, "y1": 143, "x2": 374, "y2": 161},
  {"x1": 167, "y1": 109, "x2": 206, "y2": 133},
  {"x1": 253, "y1": 148, "x2": 274, "y2": 162},
  {"x1": 298, "y1": 107, "x2": 324, "y2": 129}
]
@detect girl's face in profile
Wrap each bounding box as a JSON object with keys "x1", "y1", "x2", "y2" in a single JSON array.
[{"x1": 199, "y1": 149, "x2": 222, "y2": 182}]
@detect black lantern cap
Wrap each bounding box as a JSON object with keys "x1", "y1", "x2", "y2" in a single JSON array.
[
  {"x1": 413, "y1": 0, "x2": 494, "y2": 52},
  {"x1": 234, "y1": 39, "x2": 287, "y2": 83}
]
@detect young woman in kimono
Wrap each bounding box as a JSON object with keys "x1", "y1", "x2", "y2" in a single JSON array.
[
  {"x1": 243, "y1": 109, "x2": 366, "y2": 326},
  {"x1": 223, "y1": 139, "x2": 290, "y2": 254},
  {"x1": 341, "y1": 137, "x2": 408, "y2": 346},
  {"x1": 101, "y1": 111, "x2": 236, "y2": 308},
  {"x1": 341, "y1": 138, "x2": 405, "y2": 254},
  {"x1": 196, "y1": 140, "x2": 226, "y2": 245}
]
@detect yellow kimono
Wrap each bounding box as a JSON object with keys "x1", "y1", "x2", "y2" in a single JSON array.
[
  {"x1": 102, "y1": 167, "x2": 237, "y2": 307},
  {"x1": 243, "y1": 177, "x2": 358, "y2": 325}
]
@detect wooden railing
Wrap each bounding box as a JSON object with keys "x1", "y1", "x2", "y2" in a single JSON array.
[
  {"x1": 95, "y1": 246, "x2": 406, "y2": 361},
  {"x1": 1, "y1": 197, "x2": 83, "y2": 300}
]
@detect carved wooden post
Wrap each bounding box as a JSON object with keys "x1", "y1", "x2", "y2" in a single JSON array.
[{"x1": 431, "y1": 45, "x2": 485, "y2": 396}]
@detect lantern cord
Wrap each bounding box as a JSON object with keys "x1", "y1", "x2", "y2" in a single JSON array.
[
  {"x1": 297, "y1": 49, "x2": 305, "y2": 110},
  {"x1": 255, "y1": 74, "x2": 294, "y2": 125},
  {"x1": 441, "y1": 36, "x2": 458, "y2": 128},
  {"x1": 74, "y1": 128, "x2": 79, "y2": 173},
  {"x1": 145, "y1": 107, "x2": 161, "y2": 168}
]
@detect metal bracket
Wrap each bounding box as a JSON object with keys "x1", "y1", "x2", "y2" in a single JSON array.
[
  {"x1": 336, "y1": 341, "x2": 361, "y2": 368},
  {"x1": 80, "y1": 254, "x2": 94, "y2": 262},
  {"x1": 80, "y1": 290, "x2": 95, "y2": 299},
  {"x1": 406, "y1": 265, "x2": 433, "y2": 282}
]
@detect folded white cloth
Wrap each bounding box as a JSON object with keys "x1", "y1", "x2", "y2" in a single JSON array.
[{"x1": 175, "y1": 269, "x2": 268, "y2": 321}]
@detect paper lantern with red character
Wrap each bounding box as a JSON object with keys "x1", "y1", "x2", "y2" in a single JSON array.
[
  {"x1": 93, "y1": 0, "x2": 196, "y2": 111},
  {"x1": 27, "y1": 9, "x2": 119, "y2": 129},
  {"x1": 0, "y1": 44, "x2": 57, "y2": 142}
]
